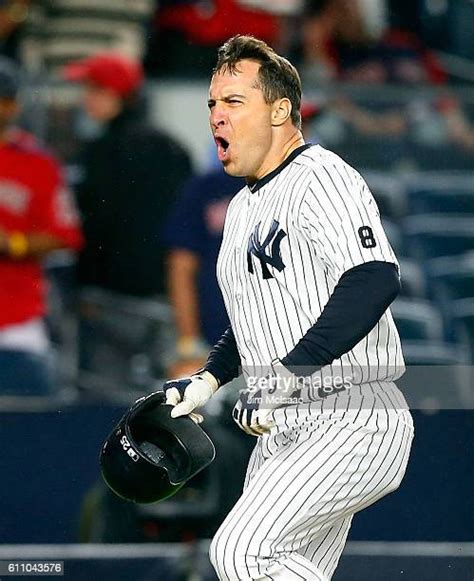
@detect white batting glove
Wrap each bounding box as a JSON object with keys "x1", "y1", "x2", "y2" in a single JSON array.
[
  {"x1": 232, "y1": 393, "x2": 275, "y2": 436},
  {"x1": 232, "y1": 360, "x2": 302, "y2": 436},
  {"x1": 163, "y1": 371, "x2": 219, "y2": 424}
]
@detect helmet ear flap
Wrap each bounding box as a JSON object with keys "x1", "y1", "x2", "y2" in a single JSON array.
[
  {"x1": 100, "y1": 392, "x2": 215, "y2": 503},
  {"x1": 128, "y1": 413, "x2": 192, "y2": 484}
]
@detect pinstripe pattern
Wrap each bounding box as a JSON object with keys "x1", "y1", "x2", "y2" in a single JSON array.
[
  {"x1": 216, "y1": 145, "x2": 405, "y2": 386},
  {"x1": 211, "y1": 145, "x2": 413, "y2": 579},
  {"x1": 210, "y1": 402, "x2": 413, "y2": 580}
]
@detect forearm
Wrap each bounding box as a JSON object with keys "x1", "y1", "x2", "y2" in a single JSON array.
[
  {"x1": 281, "y1": 261, "x2": 401, "y2": 374},
  {"x1": 204, "y1": 326, "x2": 241, "y2": 387},
  {"x1": 168, "y1": 250, "x2": 201, "y2": 336},
  {"x1": 0, "y1": 231, "x2": 68, "y2": 260}
]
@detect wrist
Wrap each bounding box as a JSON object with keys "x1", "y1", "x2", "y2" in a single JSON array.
[
  {"x1": 7, "y1": 231, "x2": 28, "y2": 259},
  {"x1": 192, "y1": 370, "x2": 219, "y2": 394}
]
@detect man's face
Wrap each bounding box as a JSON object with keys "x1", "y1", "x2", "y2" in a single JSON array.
[
  {"x1": 208, "y1": 60, "x2": 274, "y2": 181},
  {"x1": 83, "y1": 83, "x2": 122, "y2": 123}
]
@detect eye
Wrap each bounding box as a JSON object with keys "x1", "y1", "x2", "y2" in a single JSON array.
[{"x1": 228, "y1": 99, "x2": 242, "y2": 105}]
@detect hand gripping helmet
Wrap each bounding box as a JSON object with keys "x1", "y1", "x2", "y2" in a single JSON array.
[{"x1": 100, "y1": 391, "x2": 216, "y2": 503}]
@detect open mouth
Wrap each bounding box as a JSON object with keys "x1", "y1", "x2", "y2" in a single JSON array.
[{"x1": 215, "y1": 137, "x2": 230, "y2": 161}]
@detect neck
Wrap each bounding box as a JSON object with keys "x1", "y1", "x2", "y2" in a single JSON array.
[
  {"x1": 280, "y1": 131, "x2": 307, "y2": 163},
  {"x1": 253, "y1": 129, "x2": 306, "y2": 182}
]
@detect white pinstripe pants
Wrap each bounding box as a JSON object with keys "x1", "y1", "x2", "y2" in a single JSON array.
[{"x1": 210, "y1": 383, "x2": 414, "y2": 580}]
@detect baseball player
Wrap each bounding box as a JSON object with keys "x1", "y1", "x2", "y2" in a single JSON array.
[{"x1": 164, "y1": 35, "x2": 414, "y2": 580}]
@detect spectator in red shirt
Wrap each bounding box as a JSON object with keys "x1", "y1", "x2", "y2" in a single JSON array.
[
  {"x1": 148, "y1": 0, "x2": 281, "y2": 76},
  {"x1": 302, "y1": 0, "x2": 446, "y2": 84},
  {"x1": 301, "y1": 0, "x2": 474, "y2": 152},
  {"x1": 0, "y1": 56, "x2": 83, "y2": 395}
]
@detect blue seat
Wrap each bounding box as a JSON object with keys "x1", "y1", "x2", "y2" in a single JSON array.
[
  {"x1": 403, "y1": 215, "x2": 474, "y2": 260},
  {"x1": 428, "y1": 252, "x2": 474, "y2": 300},
  {"x1": 382, "y1": 219, "x2": 406, "y2": 257},
  {"x1": 400, "y1": 340, "x2": 468, "y2": 365},
  {"x1": 399, "y1": 259, "x2": 428, "y2": 299},
  {"x1": 364, "y1": 171, "x2": 407, "y2": 220},
  {"x1": 452, "y1": 299, "x2": 474, "y2": 360},
  {"x1": 407, "y1": 185, "x2": 474, "y2": 216},
  {"x1": 391, "y1": 298, "x2": 444, "y2": 341},
  {"x1": 396, "y1": 340, "x2": 471, "y2": 409}
]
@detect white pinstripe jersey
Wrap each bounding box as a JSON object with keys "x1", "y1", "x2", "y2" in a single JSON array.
[{"x1": 216, "y1": 144, "x2": 405, "y2": 386}]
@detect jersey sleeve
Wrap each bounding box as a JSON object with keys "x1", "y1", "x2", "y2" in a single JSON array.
[
  {"x1": 29, "y1": 157, "x2": 83, "y2": 250},
  {"x1": 298, "y1": 162, "x2": 398, "y2": 281}
]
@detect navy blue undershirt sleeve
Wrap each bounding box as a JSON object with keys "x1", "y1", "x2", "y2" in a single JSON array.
[
  {"x1": 204, "y1": 326, "x2": 241, "y2": 386},
  {"x1": 203, "y1": 261, "x2": 400, "y2": 385},
  {"x1": 281, "y1": 260, "x2": 401, "y2": 374}
]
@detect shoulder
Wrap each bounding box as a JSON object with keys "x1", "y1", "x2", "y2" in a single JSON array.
[
  {"x1": 8, "y1": 129, "x2": 61, "y2": 176},
  {"x1": 294, "y1": 144, "x2": 365, "y2": 196},
  {"x1": 9, "y1": 129, "x2": 55, "y2": 161},
  {"x1": 295, "y1": 144, "x2": 360, "y2": 179}
]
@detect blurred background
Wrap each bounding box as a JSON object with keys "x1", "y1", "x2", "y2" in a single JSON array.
[{"x1": 0, "y1": 0, "x2": 472, "y2": 579}]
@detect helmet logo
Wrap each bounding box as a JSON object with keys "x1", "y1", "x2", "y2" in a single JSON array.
[{"x1": 120, "y1": 435, "x2": 139, "y2": 462}]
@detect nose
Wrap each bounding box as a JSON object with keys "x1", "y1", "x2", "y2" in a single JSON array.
[{"x1": 210, "y1": 103, "x2": 227, "y2": 130}]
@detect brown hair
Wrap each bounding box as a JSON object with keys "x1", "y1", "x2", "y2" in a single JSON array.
[{"x1": 214, "y1": 35, "x2": 302, "y2": 129}]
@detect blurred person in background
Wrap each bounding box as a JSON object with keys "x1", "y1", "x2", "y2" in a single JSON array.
[
  {"x1": 17, "y1": 0, "x2": 154, "y2": 76},
  {"x1": 301, "y1": 0, "x2": 444, "y2": 83},
  {"x1": 236, "y1": 0, "x2": 304, "y2": 55},
  {"x1": 0, "y1": 0, "x2": 29, "y2": 62},
  {"x1": 301, "y1": 0, "x2": 474, "y2": 153},
  {"x1": 64, "y1": 52, "x2": 193, "y2": 387},
  {"x1": 163, "y1": 169, "x2": 245, "y2": 378},
  {"x1": 147, "y1": 0, "x2": 283, "y2": 77},
  {"x1": 0, "y1": 56, "x2": 83, "y2": 395},
  {"x1": 298, "y1": 0, "x2": 407, "y2": 144}
]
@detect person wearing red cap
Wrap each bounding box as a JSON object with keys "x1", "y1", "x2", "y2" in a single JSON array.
[
  {"x1": 64, "y1": 53, "x2": 144, "y2": 101},
  {"x1": 64, "y1": 52, "x2": 193, "y2": 387},
  {"x1": 0, "y1": 57, "x2": 83, "y2": 395},
  {"x1": 64, "y1": 53, "x2": 144, "y2": 124}
]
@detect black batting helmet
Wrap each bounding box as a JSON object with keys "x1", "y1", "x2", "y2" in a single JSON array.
[{"x1": 100, "y1": 391, "x2": 216, "y2": 504}]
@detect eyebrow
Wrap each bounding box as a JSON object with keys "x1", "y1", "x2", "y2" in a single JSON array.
[{"x1": 207, "y1": 93, "x2": 247, "y2": 106}]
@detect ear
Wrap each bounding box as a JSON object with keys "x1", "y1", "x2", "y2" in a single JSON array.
[{"x1": 271, "y1": 98, "x2": 292, "y2": 127}]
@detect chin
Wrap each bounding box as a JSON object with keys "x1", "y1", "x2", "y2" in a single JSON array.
[{"x1": 222, "y1": 163, "x2": 240, "y2": 177}]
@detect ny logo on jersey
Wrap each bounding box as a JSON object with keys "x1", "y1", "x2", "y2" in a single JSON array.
[{"x1": 247, "y1": 219, "x2": 287, "y2": 279}]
